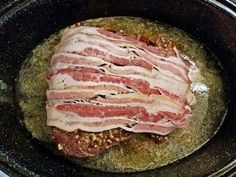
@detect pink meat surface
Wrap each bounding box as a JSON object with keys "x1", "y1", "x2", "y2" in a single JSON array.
[{"x1": 46, "y1": 25, "x2": 198, "y2": 157}]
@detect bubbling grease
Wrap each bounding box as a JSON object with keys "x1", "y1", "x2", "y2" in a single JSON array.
[{"x1": 17, "y1": 17, "x2": 227, "y2": 172}]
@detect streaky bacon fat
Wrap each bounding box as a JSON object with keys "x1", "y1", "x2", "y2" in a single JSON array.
[{"x1": 46, "y1": 25, "x2": 198, "y2": 137}]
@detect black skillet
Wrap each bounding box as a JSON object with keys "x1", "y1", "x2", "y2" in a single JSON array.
[{"x1": 0, "y1": 0, "x2": 236, "y2": 176}]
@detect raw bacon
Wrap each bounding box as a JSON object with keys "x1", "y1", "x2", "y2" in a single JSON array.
[{"x1": 46, "y1": 25, "x2": 198, "y2": 157}]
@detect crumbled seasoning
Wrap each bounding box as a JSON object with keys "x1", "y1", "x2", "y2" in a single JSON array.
[
  {"x1": 52, "y1": 128, "x2": 132, "y2": 157},
  {"x1": 57, "y1": 144, "x2": 63, "y2": 150},
  {"x1": 149, "y1": 134, "x2": 168, "y2": 144}
]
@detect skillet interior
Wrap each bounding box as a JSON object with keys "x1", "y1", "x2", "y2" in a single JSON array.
[{"x1": 0, "y1": 0, "x2": 236, "y2": 176}]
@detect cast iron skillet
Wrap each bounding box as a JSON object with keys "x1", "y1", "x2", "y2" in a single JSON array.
[{"x1": 0, "y1": 0, "x2": 236, "y2": 176}]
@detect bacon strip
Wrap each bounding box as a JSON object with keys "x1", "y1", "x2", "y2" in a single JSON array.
[
  {"x1": 56, "y1": 27, "x2": 196, "y2": 81},
  {"x1": 47, "y1": 90, "x2": 188, "y2": 115},
  {"x1": 61, "y1": 26, "x2": 191, "y2": 70},
  {"x1": 46, "y1": 25, "x2": 197, "y2": 136},
  {"x1": 51, "y1": 53, "x2": 189, "y2": 94},
  {"x1": 48, "y1": 68, "x2": 190, "y2": 103},
  {"x1": 47, "y1": 106, "x2": 183, "y2": 135}
]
